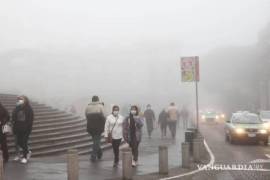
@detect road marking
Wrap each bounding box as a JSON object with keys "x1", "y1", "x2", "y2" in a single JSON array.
[
  {"x1": 265, "y1": 154, "x2": 270, "y2": 159},
  {"x1": 159, "y1": 140, "x2": 215, "y2": 180}
]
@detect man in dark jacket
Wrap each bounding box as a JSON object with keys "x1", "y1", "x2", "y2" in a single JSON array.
[
  {"x1": 0, "y1": 102, "x2": 10, "y2": 162},
  {"x1": 12, "y1": 95, "x2": 34, "y2": 164},
  {"x1": 85, "y1": 95, "x2": 105, "y2": 161},
  {"x1": 144, "y1": 104, "x2": 156, "y2": 138},
  {"x1": 158, "y1": 109, "x2": 168, "y2": 138}
]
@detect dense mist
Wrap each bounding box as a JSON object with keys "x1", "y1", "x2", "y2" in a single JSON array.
[{"x1": 0, "y1": 0, "x2": 270, "y2": 115}]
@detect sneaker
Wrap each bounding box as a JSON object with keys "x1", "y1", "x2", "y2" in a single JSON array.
[
  {"x1": 90, "y1": 156, "x2": 96, "y2": 162},
  {"x1": 132, "y1": 160, "x2": 136, "y2": 167},
  {"x1": 27, "y1": 151, "x2": 32, "y2": 160},
  {"x1": 13, "y1": 156, "x2": 20, "y2": 161},
  {"x1": 97, "y1": 151, "x2": 103, "y2": 160},
  {"x1": 20, "y1": 158, "x2": 28, "y2": 164}
]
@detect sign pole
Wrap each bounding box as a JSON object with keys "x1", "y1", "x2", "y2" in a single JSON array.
[
  {"x1": 195, "y1": 56, "x2": 199, "y2": 131},
  {"x1": 195, "y1": 78, "x2": 199, "y2": 131},
  {"x1": 181, "y1": 56, "x2": 200, "y2": 130}
]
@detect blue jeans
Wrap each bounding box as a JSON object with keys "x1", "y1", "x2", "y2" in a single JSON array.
[{"x1": 91, "y1": 135, "x2": 102, "y2": 160}]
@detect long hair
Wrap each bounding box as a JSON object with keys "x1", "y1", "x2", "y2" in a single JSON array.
[{"x1": 130, "y1": 105, "x2": 139, "y2": 116}]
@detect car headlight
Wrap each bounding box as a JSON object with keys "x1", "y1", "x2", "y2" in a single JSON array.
[
  {"x1": 201, "y1": 115, "x2": 206, "y2": 119},
  {"x1": 215, "y1": 115, "x2": 220, "y2": 119},
  {"x1": 235, "y1": 128, "x2": 245, "y2": 134},
  {"x1": 259, "y1": 129, "x2": 268, "y2": 134},
  {"x1": 221, "y1": 114, "x2": 225, "y2": 118},
  {"x1": 263, "y1": 123, "x2": 270, "y2": 129}
]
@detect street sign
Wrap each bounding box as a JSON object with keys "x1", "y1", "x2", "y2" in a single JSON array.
[
  {"x1": 180, "y1": 56, "x2": 200, "y2": 131},
  {"x1": 181, "y1": 56, "x2": 200, "y2": 82}
]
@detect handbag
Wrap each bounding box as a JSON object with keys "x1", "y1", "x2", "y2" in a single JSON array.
[
  {"x1": 2, "y1": 124, "x2": 12, "y2": 134},
  {"x1": 107, "y1": 117, "x2": 119, "y2": 144}
]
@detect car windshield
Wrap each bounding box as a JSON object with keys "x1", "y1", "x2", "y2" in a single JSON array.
[
  {"x1": 260, "y1": 111, "x2": 270, "y2": 119},
  {"x1": 232, "y1": 114, "x2": 261, "y2": 124}
]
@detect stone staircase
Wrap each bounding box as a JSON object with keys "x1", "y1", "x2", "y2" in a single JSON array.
[{"x1": 0, "y1": 94, "x2": 111, "y2": 157}]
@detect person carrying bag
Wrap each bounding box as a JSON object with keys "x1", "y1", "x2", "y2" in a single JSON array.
[{"x1": 104, "y1": 105, "x2": 124, "y2": 167}]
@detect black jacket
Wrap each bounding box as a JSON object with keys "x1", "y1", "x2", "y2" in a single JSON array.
[{"x1": 12, "y1": 104, "x2": 34, "y2": 134}]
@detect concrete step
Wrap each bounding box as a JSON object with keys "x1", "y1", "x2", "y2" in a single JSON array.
[
  {"x1": 8, "y1": 138, "x2": 110, "y2": 157},
  {"x1": 4, "y1": 106, "x2": 56, "y2": 113},
  {"x1": 32, "y1": 118, "x2": 84, "y2": 129},
  {"x1": 8, "y1": 135, "x2": 91, "y2": 152},
  {"x1": 34, "y1": 113, "x2": 74, "y2": 120},
  {"x1": 0, "y1": 93, "x2": 109, "y2": 157},
  {"x1": 33, "y1": 116, "x2": 82, "y2": 125},
  {"x1": 7, "y1": 126, "x2": 88, "y2": 141},
  {"x1": 7, "y1": 132, "x2": 90, "y2": 147},
  {"x1": 31, "y1": 122, "x2": 87, "y2": 135}
]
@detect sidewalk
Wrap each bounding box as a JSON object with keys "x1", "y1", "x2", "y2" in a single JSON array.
[{"x1": 4, "y1": 124, "x2": 186, "y2": 180}]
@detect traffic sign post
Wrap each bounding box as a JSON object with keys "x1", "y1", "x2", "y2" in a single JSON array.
[{"x1": 181, "y1": 56, "x2": 200, "y2": 130}]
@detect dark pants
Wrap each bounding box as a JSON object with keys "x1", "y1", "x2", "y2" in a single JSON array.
[
  {"x1": 129, "y1": 140, "x2": 140, "y2": 161},
  {"x1": 91, "y1": 134, "x2": 102, "y2": 160},
  {"x1": 160, "y1": 123, "x2": 167, "y2": 137},
  {"x1": 0, "y1": 133, "x2": 9, "y2": 162},
  {"x1": 16, "y1": 131, "x2": 30, "y2": 158},
  {"x1": 112, "y1": 139, "x2": 122, "y2": 163},
  {"x1": 168, "y1": 121, "x2": 177, "y2": 139},
  {"x1": 146, "y1": 119, "x2": 154, "y2": 137}
]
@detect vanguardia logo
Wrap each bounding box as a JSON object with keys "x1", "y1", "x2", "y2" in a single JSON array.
[{"x1": 197, "y1": 164, "x2": 268, "y2": 171}]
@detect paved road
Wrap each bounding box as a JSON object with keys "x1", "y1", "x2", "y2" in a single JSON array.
[
  {"x1": 3, "y1": 123, "x2": 185, "y2": 180},
  {"x1": 181, "y1": 122, "x2": 270, "y2": 180}
]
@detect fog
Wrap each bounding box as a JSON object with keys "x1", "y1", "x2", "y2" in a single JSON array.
[{"x1": 0, "y1": 0, "x2": 270, "y2": 114}]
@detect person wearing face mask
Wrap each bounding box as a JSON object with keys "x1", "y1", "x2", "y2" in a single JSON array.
[
  {"x1": 12, "y1": 96, "x2": 34, "y2": 164},
  {"x1": 123, "y1": 105, "x2": 144, "y2": 167},
  {"x1": 104, "y1": 105, "x2": 124, "y2": 167},
  {"x1": 143, "y1": 104, "x2": 156, "y2": 138},
  {"x1": 0, "y1": 102, "x2": 10, "y2": 162}
]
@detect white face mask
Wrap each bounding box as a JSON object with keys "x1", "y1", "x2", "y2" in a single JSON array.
[
  {"x1": 113, "y1": 111, "x2": 119, "y2": 116},
  {"x1": 131, "y1": 110, "x2": 137, "y2": 115},
  {"x1": 16, "y1": 100, "x2": 24, "y2": 106}
]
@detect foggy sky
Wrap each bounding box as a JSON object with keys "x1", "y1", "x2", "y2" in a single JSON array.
[
  {"x1": 1, "y1": 0, "x2": 269, "y2": 54},
  {"x1": 0, "y1": 0, "x2": 270, "y2": 111}
]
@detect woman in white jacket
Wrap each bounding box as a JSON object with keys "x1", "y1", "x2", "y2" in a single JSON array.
[{"x1": 104, "y1": 105, "x2": 124, "y2": 167}]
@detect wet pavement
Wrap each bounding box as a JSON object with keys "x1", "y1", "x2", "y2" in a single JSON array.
[{"x1": 4, "y1": 123, "x2": 186, "y2": 180}]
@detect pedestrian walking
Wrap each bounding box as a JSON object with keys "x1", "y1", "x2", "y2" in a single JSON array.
[
  {"x1": 166, "y1": 102, "x2": 180, "y2": 139},
  {"x1": 12, "y1": 96, "x2": 34, "y2": 164},
  {"x1": 144, "y1": 104, "x2": 156, "y2": 138},
  {"x1": 123, "y1": 105, "x2": 144, "y2": 167},
  {"x1": 0, "y1": 102, "x2": 10, "y2": 162},
  {"x1": 180, "y1": 106, "x2": 189, "y2": 129},
  {"x1": 104, "y1": 105, "x2": 124, "y2": 167},
  {"x1": 85, "y1": 95, "x2": 106, "y2": 162},
  {"x1": 158, "y1": 109, "x2": 168, "y2": 138}
]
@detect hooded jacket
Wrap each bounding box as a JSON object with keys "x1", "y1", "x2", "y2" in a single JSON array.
[{"x1": 85, "y1": 102, "x2": 105, "y2": 135}]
